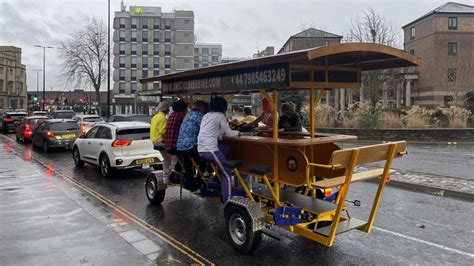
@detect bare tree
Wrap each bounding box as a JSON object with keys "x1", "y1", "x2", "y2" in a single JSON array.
[
  {"x1": 60, "y1": 16, "x2": 107, "y2": 105},
  {"x1": 346, "y1": 8, "x2": 403, "y2": 108},
  {"x1": 439, "y1": 56, "x2": 473, "y2": 107}
]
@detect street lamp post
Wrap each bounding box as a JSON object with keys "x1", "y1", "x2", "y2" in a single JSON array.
[
  {"x1": 34, "y1": 45, "x2": 54, "y2": 111},
  {"x1": 107, "y1": 0, "x2": 111, "y2": 118},
  {"x1": 33, "y1": 69, "x2": 42, "y2": 106}
]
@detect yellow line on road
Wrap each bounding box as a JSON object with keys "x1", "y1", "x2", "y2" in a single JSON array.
[{"x1": 0, "y1": 135, "x2": 214, "y2": 266}]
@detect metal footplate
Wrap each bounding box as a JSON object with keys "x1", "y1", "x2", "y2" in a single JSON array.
[{"x1": 225, "y1": 196, "x2": 266, "y2": 232}]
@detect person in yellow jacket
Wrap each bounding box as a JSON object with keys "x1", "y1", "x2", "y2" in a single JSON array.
[{"x1": 151, "y1": 101, "x2": 171, "y2": 180}]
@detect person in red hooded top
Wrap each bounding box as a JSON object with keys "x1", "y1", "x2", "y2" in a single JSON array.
[{"x1": 242, "y1": 97, "x2": 275, "y2": 130}]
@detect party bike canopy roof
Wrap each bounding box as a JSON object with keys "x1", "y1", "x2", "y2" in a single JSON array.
[{"x1": 140, "y1": 43, "x2": 421, "y2": 96}]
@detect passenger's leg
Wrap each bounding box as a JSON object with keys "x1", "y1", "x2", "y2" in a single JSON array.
[
  {"x1": 199, "y1": 151, "x2": 232, "y2": 203},
  {"x1": 159, "y1": 150, "x2": 171, "y2": 181}
]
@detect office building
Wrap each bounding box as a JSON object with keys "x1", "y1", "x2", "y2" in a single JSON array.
[
  {"x1": 194, "y1": 44, "x2": 222, "y2": 68},
  {"x1": 0, "y1": 46, "x2": 27, "y2": 109},
  {"x1": 278, "y1": 28, "x2": 342, "y2": 54},
  {"x1": 112, "y1": 3, "x2": 194, "y2": 114}
]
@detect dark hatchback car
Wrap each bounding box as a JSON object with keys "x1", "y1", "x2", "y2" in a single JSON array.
[
  {"x1": 51, "y1": 110, "x2": 76, "y2": 119},
  {"x1": 108, "y1": 114, "x2": 151, "y2": 123},
  {"x1": 1, "y1": 111, "x2": 27, "y2": 133},
  {"x1": 32, "y1": 119, "x2": 82, "y2": 152}
]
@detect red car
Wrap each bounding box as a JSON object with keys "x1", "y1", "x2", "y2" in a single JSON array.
[{"x1": 16, "y1": 116, "x2": 49, "y2": 143}]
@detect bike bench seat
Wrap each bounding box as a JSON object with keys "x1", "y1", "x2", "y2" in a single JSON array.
[
  {"x1": 312, "y1": 168, "x2": 396, "y2": 188},
  {"x1": 222, "y1": 160, "x2": 243, "y2": 169},
  {"x1": 248, "y1": 165, "x2": 272, "y2": 176}
]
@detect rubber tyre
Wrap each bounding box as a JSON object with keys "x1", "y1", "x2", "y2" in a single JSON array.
[
  {"x1": 145, "y1": 173, "x2": 166, "y2": 205},
  {"x1": 99, "y1": 154, "x2": 113, "y2": 178},
  {"x1": 43, "y1": 140, "x2": 50, "y2": 153},
  {"x1": 72, "y1": 147, "x2": 85, "y2": 168},
  {"x1": 225, "y1": 204, "x2": 262, "y2": 254}
]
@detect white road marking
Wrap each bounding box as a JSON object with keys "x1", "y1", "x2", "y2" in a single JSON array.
[{"x1": 373, "y1": 226, "x2": 474, "y2": 258}]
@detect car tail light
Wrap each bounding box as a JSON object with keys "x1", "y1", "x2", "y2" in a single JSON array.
[
  {"x1": 46, "y1": 131, "x2": 55, "y2": 137},
  {"x1": 111, "y1": 139, "x2": 132, "y2": 147},
  {"x1": 24, "y1": 130, "x2": 33, "y2": 137},
  {"x1": 4, "y1": 118, "x2": 13, "y2": 122}
]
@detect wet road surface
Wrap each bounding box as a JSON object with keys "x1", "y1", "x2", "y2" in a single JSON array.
[{"x1": 1, "y1": 134, "x2": 473, "y2": 265}]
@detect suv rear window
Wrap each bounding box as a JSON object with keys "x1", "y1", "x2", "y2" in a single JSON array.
[
  {"x1": 5, "y1": 114, "x2": 26, "y2": 120},
  {"x1": 83, "y1": 116, "x2": 103, "y2": 122},
  {"x1": 28, "y1": 118, "x2": 48, "y2": 125},
  {"x1": 50, "y1": 122, "x2": 80, "y2": 131},
  {"x1": 54, "y1": 112, "x2": 75, "y2": 118},
  {"x1": 116, "y1": 128, "x2": 150, "y2": 140}
]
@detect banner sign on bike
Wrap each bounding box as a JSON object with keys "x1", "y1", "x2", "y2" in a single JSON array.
[{"x1": 161, "y1": 62, "x2": 290, "y2": 95}]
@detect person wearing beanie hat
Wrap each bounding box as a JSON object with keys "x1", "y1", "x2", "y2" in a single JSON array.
[{"x1": 150, "y1": 100, "x2": 171, "y2": 179}]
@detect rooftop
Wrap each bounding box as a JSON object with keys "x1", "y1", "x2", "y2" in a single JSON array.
[
  {"x1": 291, "y1": 28, "x2": 343, "y2": 39},
  {"x1": 403, "y1": 2, "x2": 474, "y2": 28}
]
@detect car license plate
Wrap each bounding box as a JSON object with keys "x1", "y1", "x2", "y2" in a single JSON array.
[
  {"x1": 142, "y1": 163, "x2": 150, "y2": 169},
  {"x1": 61, "y1": 134, "x2": 76, "y2": 139},
  {"x1": 136, "y1": 158, "x2": 155, "y2": 165}
]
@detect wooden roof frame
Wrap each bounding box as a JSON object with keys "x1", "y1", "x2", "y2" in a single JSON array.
[{"x1": 140, "y1": 43, "x2": 421, "y2": 96}]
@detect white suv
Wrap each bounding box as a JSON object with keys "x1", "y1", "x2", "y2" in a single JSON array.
[
  {"x1": 73, "y1": 114, "x2": 105, "y2": 134},
  {"x1": 72, "y1": 122, "x2": 163, "y2": 178}
]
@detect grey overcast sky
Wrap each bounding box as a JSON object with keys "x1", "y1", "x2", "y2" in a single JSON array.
[{"x1": 1, "y1": 0, "x2": 473, "y2": 91}]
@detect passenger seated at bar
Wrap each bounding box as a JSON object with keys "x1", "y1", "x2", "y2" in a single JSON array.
[
  {"x1": 239, "y1": 107, "x2": 256, "y2": 123},
  {"x1": 278, "y1": 102, "x2": 302, "y2": 132},
  {"x1": 242, "y1": 98, "x2": 274, "y2": 130},
  {"x1": 176, "y1": 100, "x2": 208, "y2": 191},
  {"x1": 163, "y1": 99, "x2": 188, "y2": 183},
  {"x1": 198, "y1": 97, "x2": 239, "y2": 203}
]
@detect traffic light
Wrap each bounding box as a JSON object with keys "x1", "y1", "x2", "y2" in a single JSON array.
[{"x1": 33, "y1": 94, "x2": 38, "y2": 103}]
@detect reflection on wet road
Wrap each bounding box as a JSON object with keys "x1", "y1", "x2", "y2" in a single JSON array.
[{"x1": 2, "y1": 134, "x2": 473, "y2": 265}]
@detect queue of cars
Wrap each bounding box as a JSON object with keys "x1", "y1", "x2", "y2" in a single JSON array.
[{"x1": 1, "y1": 109, "x2": 158, "y2": 178}]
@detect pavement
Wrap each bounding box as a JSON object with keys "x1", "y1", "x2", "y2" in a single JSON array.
[{"x1": 0, "y1": 141, "x2": 192, "y2": 265}]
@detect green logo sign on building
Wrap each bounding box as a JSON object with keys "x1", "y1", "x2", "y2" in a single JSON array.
[{"x1": 134, "y1": 7, "x2": 143, "y2": 15}]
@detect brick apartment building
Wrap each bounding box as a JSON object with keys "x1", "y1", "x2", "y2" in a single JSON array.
[{"x1": 402, "y1": 2, "x2": 474, "y2": 110}]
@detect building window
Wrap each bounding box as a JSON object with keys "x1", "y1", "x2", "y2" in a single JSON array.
[
  {"x1": 153, "y1": 70, "x2": 160, "y2": 76},
  {"x1": 142, "y1": 70, "x2": 148, "y2": 78},
  {"x1": 153, "y1": 44, "x2": 159, "y2": 55},
  {"x1": 142, "y1": 30, "x2": 148, "y2": 42},
  {"x1": 119, "y1": 30, "x2": 125, "y2": 42},
  {"x1": 153, "y1": 31, "x2": 159, "y2": 42},
  {"x1": 131, "y1": 43, "x2": 137, "y2": 55},
  {"x1": 119, "y1": 69, "x2": 125, "y2": 81},
  {"x1": 447, "y1": 68, "x2": 457, "y2": 81},
  {"x1": 184, "y1": 19, "x2": 190, "y2": 24},
  {"x1": 119, "y1": 18, "x2": 126, "y2": 28},
  {"x1": 165, "y1": 19, "x2": 171, "y2": 29},
  {"x1": 153, "y1": 18, "x2": 160, "y2": 29},
  {"x1": 165, "y1": 69, "x2": 171, "y2": 74},
  {"x1": 142, "y1": 56, "x2": 148, "y2": 68},
  {"x1": 194, "y1": 55, "x2": 199, "y2": 62},
  {"x1": 153, "y1": 83, "x2": 160, "y2": 90},
  {"x1": 202, "y1": 48, "x2": 209, "y2": 54},
  {"x1": 165, "y1": 31, "x2": 171, "y2": 42},
  {"x1": 409, "y1": 49, "x2": 415, "y2": 55},
  {"x1": 202, "y1": 63, "x2": 209, "y2": 67},
  {"x1": 410, "y1": 27, "x2": 415, "y2": 39},
  {"x1": 131, "y1": 30, "x2": 137, "y2": 42},
  {"x1": 142, "y1": 44, "x2": 148, "y2": 55},
  {"x1": 211, "y1": 48, "x2": 219, "y2": 55},
  {"x1": 119, "y1": 43, "x2": 125, "y2": 55},
  {"x1": 165, "y1": 44, "x2": 171, "y2": 56},
  {"x1": 153, "y1": 57, "x2": 160, "y2": 68},
  {"x1": 131, "y1": 56, "x2": 137, "y2": 68},
  {"x1": 142, "y1": 18, "x2": 148, "y2": 29},
  {"x1": 131, "y1": 70, "x2": 137, "y2": 81},
  {"x1": 194, "y1": 63, "x2": 199, "y2": 68},
  {"x1": 119, "y1": 56, "x2": 125, "y2": 68},
  {"x1": 194, "y1": 48, "x2": 199, "y2": 54},
  {"x1": 211, "y1": 56, "x2": 218, "y2": 62},
  {"x1": 202, "y1": 55, "x2": 209, "y2": 62},
  {"x1": 131, "y1": 83, "x2": 137, "y2": 94},
  {"x1": 131, "y1": 17, "x2": 137, "y2": 29},
  {"x1": 448, "y1": 17, "x2": 457, "y2": 30},
  {"x1": 119, "y1": 83, "x2": 125, "y2": 94},
  {"x1": 444, "y1": 95, "x2": 453, "y2": 106},
  {"x1": 448, "y1": 42, "x2": 457, "y2": 55},
  {"x1": 165, "y1": 57, "x2": 171, "y2": 68}
]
